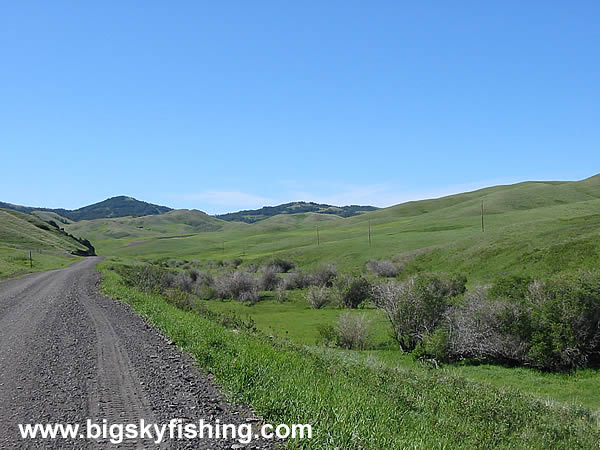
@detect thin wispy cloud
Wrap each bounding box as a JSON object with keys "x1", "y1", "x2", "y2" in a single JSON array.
[
  {"x1": 277, "y1": 177, "x2": 525, "y2": 209},
  {"x1": 167, "y1": 191, "x2": 275, "y2": 214},
  {"x1": 167, "y1": 177, "x2": 527, "y2": 215}
]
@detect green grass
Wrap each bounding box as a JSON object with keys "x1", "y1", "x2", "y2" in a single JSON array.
[
  {"x1": 199, "y1": 290, "x2": 392, "y2": 347},
  {"x1": 0, "y1": 208, "x2": 85, "y2": 278},
  {"x1": 360, "y1": 350, "x2": 600, "y2": 410},
  {"x1": 70, "y1": 175, "x2": 600, "y2": 283},
  {"x1": 189, "y1": 286, "x2": 600, "y2": 411},
  {"x1": 100, "y1": 263, "x2": 600, "y2": 449},
  {"x1": 0, "y1": 246, "x2": 80, "y2": 280}
]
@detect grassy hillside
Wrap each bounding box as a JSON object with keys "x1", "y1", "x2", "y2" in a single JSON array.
[
  {"x1": 0, "y1": 209, "x2": 90, "y2": 278},
  {"x1": 91, "y1": 175, "x2": 600, "y2": 446},
  {"x1": 92, "y1": 175, "x2": 600, "y2": 282},
  {"x1": 65, "y1": 209, "x2": 228, "y2": 244},
  {"x1": 31, "y1": 210, "x2": 73, "y2": 224}
]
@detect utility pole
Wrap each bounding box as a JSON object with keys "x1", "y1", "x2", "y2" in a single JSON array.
[
  {"x1": 368, "y1": 219, "x2": 372, "y2": 247},
  {"x1": 481, "y1": 201, "x2": 485, "y2": 232},
  {"x1": 316, "y1": 225, "x2": 320, "y2": 246}
]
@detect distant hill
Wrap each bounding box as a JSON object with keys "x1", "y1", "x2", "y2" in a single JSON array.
[
  {"x1": 0, "y1": 196, "x2": 172, "y2": 222},
  {"x1": 65, "y1": 209, "x2": 224, "y2": 242},
  {"x1": 216, "y1": 201, "x2": 378, "y2": 223}
]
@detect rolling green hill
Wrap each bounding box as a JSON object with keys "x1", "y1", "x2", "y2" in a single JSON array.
[
  {"x1": 94, "y1": 174, "x2": 600, "y2": 282},
  {"x1": 96, "y1": 173, "x2": 600, "y2": 437},
  {"x1": 65, "y1": 209, "x2": 228, "y2": 243},
  {"x1": 31, "y1": 210, "x2": 73, "y2": 224},
  {"x1": 0, "y1": 209, "x2": 95, "y2": 278},
  {"x1": 216, "y1": 201, "x2": 377, "y2": 223}
]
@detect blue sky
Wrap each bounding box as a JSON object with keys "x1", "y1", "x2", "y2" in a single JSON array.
[{"x1": 1, "y1": 1, "x2": 599, "y2": 214}]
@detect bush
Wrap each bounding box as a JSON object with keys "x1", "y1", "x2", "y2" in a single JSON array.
[
  {"x1": 335, "y1": 313, "x2": 373, "y2": 350},
  {"x1": 275, "y1": 284, "x2": 289, "y2": 303},
  {"x1": 231, "y1": 257, "x2": 243, "y2": 267},
  {"x1": 445, "y1": 287, "x2": 529, "y2": 364},
  {"x1": 414, "y1": 327, "x2": 449, "y2": 363},
  {"x1": 316, "y1": 323, "x2": 337, "y2": 347},
  {"x1": 174, "y1": 271, "x2": 193, "y2": 293},
  {"x1": 187, "y1": 268, "x2": 200, "y2": 283},
  {"x1": 282, "y1": 270, "x2": 313, "y2": 290},
  {"x1": 373, "y1": 275, "x2": 459, "y2": 352},
  {"x1": 366, "y1": 259, "x2": 401, "y2": 277},
  {"x1": 195, "y1": 284, "x2": 215, "y2": 300},
  {"x1": 312, "y1": 264, "x2": 338, "y2": 287},
  {"x1": 527, "y1": 271, "x2": 600, "y2": 370},
  {"x1": 306, "y1": 285, "x2": 331, "y2": 309},
  {"x1": 259, "y1": 266, "x2": 281, "y2": 291},
  {"x1": 489, "y1": 275, "x2": 533, "y2": 301},
  {"x1": 267, "y1": 258, "x2": 295, "y2": 273},
  {"x1": 165, "y1": 289, "x2": 197, "y2": 311},
  {"x1": 334, "y1": 275, "x2": 371, "y2": 309},
  {"x1": 215, "y1": 271, "x2": 259, "y2": 303},
  {"x1": 117, "y1": 265, "x2": 174, "y2": 293}
]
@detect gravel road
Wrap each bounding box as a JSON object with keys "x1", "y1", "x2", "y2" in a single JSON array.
[{"x1": 0, "y1": 257, "x2": 274, "y2": 449}]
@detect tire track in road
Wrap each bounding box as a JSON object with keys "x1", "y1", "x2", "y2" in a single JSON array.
[{"x1": 0, "y1": 257, "x2": 274, "y2": 449}]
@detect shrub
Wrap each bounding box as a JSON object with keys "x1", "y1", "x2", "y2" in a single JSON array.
[
  {"x1": 335, "y1": 313, "x2": 374, "y2": 350},
  {"x1": 526, "y1": 270, "x2": 600, "y2": 370},
  {"x1": 489, "y1": 275, "x2": 534, "y2": 302},
  {"x1": 259, "y1": 266, "x2": 281, "y2": 291},
  {"x1": 275, "y1": 284, "x2": 289, "y2": 303},
  {"x1": 306, "y1": 285, "x2": 331, "y2": 309},
  {"x1": 334, "y1": 275, "x2": 371, "y2": 309},
  {"x1": 414, "y1": 327, "x2": 449, "y2": 362},
  {"x1": 312, "y1": 264, "x2": 338, "y2": 287},
  {"x1": 282, "y1": 270, "x2": 313, "y2": 290},
  {"x1": 373, "y1": 275, "x2": 458, "y2": 352},
  {"x1": 196, "y1": 271, "x2": 214, "y2": 287},
  {"x1": 316, "y1": 323, "x2": 337, "y2": 347},
  {"x1": 195, "y1": 284, "x2": 215, "y2": 300},
  {"x1": 267, "y1": 258, "x2": 295, "y2": 273},
  {"x1": 187, "y1": 268, "x2": 200, "y2": 283},
  {"x1": 215, "y1": 271, "x2": 259, "y2": 303},
  {"x1": 231, "y1": 257, "x2": 243, "y2": 267},
  {"x1": 174, "y1": 271, "x2": 193, "y2": 293},
  {"x1": 117, "y1": 265, "x2": 174, "y2": 293},
  {"x1": 165, "y1": 289, "x2": 197, "y2": 311},
  {"x1": 366, "y1": 259, "x2": 401, "y2": 277},
  {"x1": 445, "y1": 287, "x2": 529, "y2": 364}
]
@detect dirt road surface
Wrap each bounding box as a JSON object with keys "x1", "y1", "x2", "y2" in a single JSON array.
[{"x1": 0, "y1": 257, "x2": 274, "y2": 448}]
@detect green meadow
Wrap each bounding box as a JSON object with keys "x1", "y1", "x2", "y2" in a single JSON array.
[
  {"x1": 100, "y1": 264, "x2": 600, "y2": 448},
  {"x1": 70, "y1": 177, "x2": 600, "y2": 283},
  {"x1": 4, "y1": 175, "x2": 600, "y2": 446}
]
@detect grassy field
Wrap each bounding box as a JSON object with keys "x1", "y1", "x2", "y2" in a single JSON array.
[
  {"x1": 100, "y1": 264, "x2": 600, "y2": 448},
  {"x1": 5, "y1": 175, "x2": 599, "y2": 445},
  {"x1": 0, "y1": 208, "x2": 85, "y2": 278},
  {"x1": 194, "y1": 287, "x2": 600, "y2": 410},
  {"x1": 72, "y1": 176, "x2": 600, "y2": 429},
  {"x1": 68, "y1": 176, "x2": 600, "y2": 282}
]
